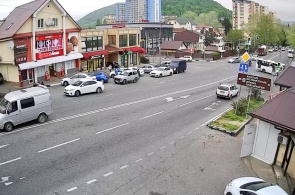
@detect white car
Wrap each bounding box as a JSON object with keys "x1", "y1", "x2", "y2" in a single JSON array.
[
  {"x1": 268, "y1": 48, "x2": 274, "y2": 52},
  {"x1": 61, "y1": 73, "x2": 95, "y2": 86},
  {"x1": 110, "y1": 67, "x2": 144, "y2": 78},
  {"x1": 64, "y1": 79, "x2": 104, "y2": 97},
  {"x1": 224, "y1": 177, "x2": 288, "y2": 195},
  {"x1": 216, "y1": 83, "x2": 239, "y2": 99},
  {"x1": 179, "y1": 55, "x2": 192, "y2": 62},
  {"x1": 150, "y1": 67, "x2": 173, "y2": 77},
  {"x1": 142, "y1": 65, "x2": 156, "y2": 73}
]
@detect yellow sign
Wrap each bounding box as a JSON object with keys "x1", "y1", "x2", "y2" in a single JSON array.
[{"x1": 241, "y1": 52, "x2": 250, "y2": 62}]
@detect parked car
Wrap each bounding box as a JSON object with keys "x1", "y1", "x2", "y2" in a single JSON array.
[
  {"x1": 216, "y1": 83, "x2": 239, "y2": 99},
  {"x1": 0, "y1": 73, "x2": 3, "y2": 84},
  {"x1": 114, "y1": 70, "x2": 139, "y2": 85},
  {"x1": 88, "y1": 70, "x2": 109, "y2": 83},
  {"x1": 228, "y1": 57, "x2": 241, "y2": 63},
  {"x1": 141, "y1": 65, "x2": 156, "y2": 73},
  {"x1": 169, "y1": 59, "x2": 187, "y2": 74},
  {"x1": 0, "y1": 85, "x2": 52, "y2": 132},
  {"x1": 268, "y1": 48, "x2": 274, "y2": 52},
  {"x1": 64, "y1": 79, "x2": 104, "y2": 97},
  {"x1": 224, "y1": 177, "x2": 288, "y2": 195},
  {"x1": 179, "y1": 55, "x2": 192, "y2": 62},
  {"x1": 61, "y1": 73, "x2": 96, "y2": 86},
  {"x1": 281, "y1": 47, "x2": 286, "y2": 51},
  {"x1": 127, "y1": 67, "x2": 144, "y2": 76},
  {"x1": 150, "y1": 67, "x2": 173, "y2": 78}
]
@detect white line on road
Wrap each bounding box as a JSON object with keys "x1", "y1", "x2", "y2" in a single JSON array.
[
  {"x1": 67, "y1": 187, "x2": 78, "y2": 192},
  {"x1": 148, "y1": 152, "x2": 154, "y2": 156},
  {"x1": 0, "y1": 144, "x2": 9, "y2": 149},
  {"x1": 160, "y1": 146, "x2": 166, "y2": 150},
  {"x1": 180, "y1": 94, "x2": 215, "y2": 107},
  {"x1": 135, "y1": 158, "x2": 143, "y2": 163},
  {"x1": 188, "y1": 131, "x2": 193, "y2": 135},
  {"x1": 0, "y1": 76, "x2": 236, "y2": 137},
  {"x1": 95, "y1": 123, "x2": 129, "y2": 135},
  {"x1": 140, "y1": 111, "x2": 163, "y2": 120},
  {"x1": 201, "y1": 107, "x2": 232, "y2": 126},
  {"x1": 104, "y1": 172, "x2": 114, "y2": 177},
  {"x1": 120, "y1": 165, "x2": 128, "y2": 170},
  {"x1": 170, "y1": 141, "x2": 176, "y2": 145},
  {"x1": 106, "y1": 94, "x2": 115, "y2": 96},
  {"x1": 0, "y1": 157, "x2": 22, "y2": 166},
  {"x1": 86, "y1": 179, "x2": 97, "y2": 184},
  {"x1": 38, "y1": 138, "x2": 80, "y2": 153},
  {"x1": 179, "y1": 136, "x2": 185, "y2": 139}
]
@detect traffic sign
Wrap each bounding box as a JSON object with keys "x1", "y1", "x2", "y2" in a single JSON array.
[
  {"x1": 237, "y1": 73, "x2": 271, "y2": 91},
  {"x1": 241, "y1": 52, "x2": 250, "y2": 62},
  {"x1": 239, "y1": 63, "x2": 249, "y2": 73}
]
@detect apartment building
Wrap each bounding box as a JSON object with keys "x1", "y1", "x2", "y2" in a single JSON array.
[
  {"x1": 115, "y1": 3, "x2": 126, "y2": 23},
  {"x1": 232, "y1": 0, "x2": 272, "y2": 30},
  {"x1": 102, "y1": 14, "x2": 116, "y2": 24}
]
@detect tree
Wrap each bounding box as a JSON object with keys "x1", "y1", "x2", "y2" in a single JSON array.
[
  {"x1": 182, "y1": 11, "x2": 197, "y2": 21},
  {"x1": 220, "y1": 17, "x2": 232, "y2": 36},
  {"x1": 226, "y1": 29, "x2": 244, "y2": 49},
  {"x1": 286, "y1": 25, "x2": 295, "y2": 47},
  {"x1": 204, "y1": 30, "x2": 215, "y2": 47},
  {"x1": 196, "y1": 11, "x2": 222, "y2": 30},
  {"x1": 96, "y1": 19, "x2": 101, "y2": 26}
]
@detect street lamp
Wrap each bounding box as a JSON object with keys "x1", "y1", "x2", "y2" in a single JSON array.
[{"x1": 159, "y1": 23, "x2": 162, "y2": 64}]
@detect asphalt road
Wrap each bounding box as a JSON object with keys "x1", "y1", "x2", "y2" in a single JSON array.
[{"x1": 0, "y1": 51, "x2": 292, "y2": 195}]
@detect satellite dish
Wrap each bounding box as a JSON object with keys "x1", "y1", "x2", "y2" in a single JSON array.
[
  {"x1": 46, "y1": 18, "x2": 53, "y2": 26},
  {"x1": 7, "y1": 41, "x2": 14, "y2": 50}
]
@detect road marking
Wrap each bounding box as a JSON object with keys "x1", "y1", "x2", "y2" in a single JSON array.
[
  {"x1": 86, "y1": 179, "x2": 97, "y2": 184},
  {"x1": 120, "y1": 165, "x2": 128, "y2": 170},
  {"x1": 180, "y1": 94, "x2": 215, "y2": 107},
  {"x1": 160, "y1": 146, "x2": 166, "y2": 150},
  {"x1": 159, "y1": 81, "x2": 165, "y2": 84},
  {"x1": 1, "y1": 176, "x2": 10, "y2": 182},
  {"x1": 104, "y1": 172, "x2": 114, "y2": 177},
  {"x1": 179, "y1": 136, "x2": 185, "y2": 139},
  {"x1": 148, "y1": 152, "x2": 154, "y2": 156},
  {"x1": 140, "y1": 111, "x2": 163, "y2": 120},
  {"x1": 201, "y1": 107, "x2": 232, "y2": 126},
  {"x1": 0, "y1": 76, "x2": 236, "y2": 137},
  {"x1": 19, "y1": 177, "x2": 25, "y2": 180},
  {"x1": 95, "y1": 123, "x2": 129, "y2": 135},
  {"x1": 135, "y1": 158, "x2": 143, "y2": 163},
  {"x1": 4, "y1": 182, "x2": 13, "y2": 186},
  {"x1": 38, "y1": 138, "x2": 80, "y2": 153},
  {"x1": 67, "y1": 187, "x2": 78, "y2": 192},
  {"x1": 170, "y1": 141, "x2": 176, "y2": 145},
  {"x1": 0, "y1": 144, "x2": 9, "y2": 149},
  {"x1": 188, "y1": 131, "x2": 193, "y2": 135},
  {"x1": 0, "y1": 157, "x2": 22, "y2": 166},
  {"x1": 106, "y1": 94, "x2": 115, "y2": 96}
]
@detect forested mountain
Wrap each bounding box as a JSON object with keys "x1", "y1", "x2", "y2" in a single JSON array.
[{"x1": 162, "y1": 0, "x2": 232, "y2": 19}]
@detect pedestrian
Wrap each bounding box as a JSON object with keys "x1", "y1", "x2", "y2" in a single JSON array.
[
  {"x1": 137, "y1": 68, "x2": 141, "y2": 80},
  {"x1": 108, "y1": 64, "x2": 112, "y2": 73},
  {"x1": 100, "y1": 60, "x2": 103, "y2": 70},
  {"x1": 115, "y1": 68, "x2": 119, "y2": 76}
]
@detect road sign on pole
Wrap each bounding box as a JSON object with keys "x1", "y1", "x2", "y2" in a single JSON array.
[
  {"x1": 239, "y1": 63, "x2": 249, "y2": 73},
  {"x1": 241, "y1": 52, "x2": 250, "y2": 62}
]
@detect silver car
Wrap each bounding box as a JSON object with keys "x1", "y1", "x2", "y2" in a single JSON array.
[
  {"x1": 141, "y1": 65, "x2": 156, "y2": 73},
  {"x1": 114, "y1": 70, "x2": 139, "y2": 85}
]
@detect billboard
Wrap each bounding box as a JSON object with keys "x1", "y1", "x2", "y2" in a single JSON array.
[{"x1": 237, "y1": 73, "x2": 271, "y2": 91}]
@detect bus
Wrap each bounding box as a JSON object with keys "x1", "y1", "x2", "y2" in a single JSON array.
[
  {"x1": 256, "y1": 59, "x2": 285, "y2": 74},
  {"x1": 288, "y1": 50, "x2": 294, "y2": 58}
]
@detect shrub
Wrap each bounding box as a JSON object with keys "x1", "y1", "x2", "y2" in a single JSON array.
[
  {"x1": 140, "y1": 56, "x2": 149, "y2": 64},
  {"x1": 251, "y1": 88, "x2": 264, "y2": 101},
  {"x1": 231, "y1": 97, "x2": 248, "y2": 116}
]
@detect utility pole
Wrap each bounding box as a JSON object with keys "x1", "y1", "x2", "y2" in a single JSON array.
[
  {"x1": 238, "y1": 39, "x2": 241, "y2": 57},
  {"x1": 159, "y1": 23, "x2": 162, "y2": 64},
  {"x1": 145, "y1": 31, "x2": 150, "y2": 62}
]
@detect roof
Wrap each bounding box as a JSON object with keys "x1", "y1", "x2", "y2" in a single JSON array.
[
  {"x1": 160, "y1": 41, "x2": 186, "y2": 50},
  {"x1": 173, "y1": 28, "x2": 186, "y2": 33},
  {"x1": 174, "y1": 30, "x2": 200, "y2": 42},
  {"x1": 105, "y1": 45, "x2": 121, "y2": 52},
  {"x1": 274, "y1": 63, "x2": 295, "y2": 88},
  {"x1": 175, "y1": 17, "x2": 196, "y2": 25},
  {"x1": 4, "y1": 85, "x2": 49, "y2": 102},
  {"x1": 0, "y1": 0, "x2": 47, "y2": 40},
  {"x1": 249, "y1": 88, "x2": 295, "y2": 131}
]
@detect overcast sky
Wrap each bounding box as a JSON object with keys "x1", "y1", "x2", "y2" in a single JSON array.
[{"x1": 0, "y1": 0, "x2": 294, "y2": 21}]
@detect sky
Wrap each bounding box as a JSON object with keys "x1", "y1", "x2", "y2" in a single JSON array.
[{"x1": 0, "y1": 0, "x2": 294, "y2": 21}]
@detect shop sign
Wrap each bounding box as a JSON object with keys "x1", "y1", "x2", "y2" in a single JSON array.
[
  {"x1": 14, "y1": 38, "x2": 31, "y2": 65},
  {"x1": 36, "y1": 34, "x2": 63, "y2": 60}
]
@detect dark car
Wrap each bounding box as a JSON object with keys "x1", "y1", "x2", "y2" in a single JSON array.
[
  {"x1": 0, "y1": 73, "x2": 3, "y2": 84},
  {"x1": 88, "y1": 71, "x2": 109, "y2": 83},
  {"x1": 169, "y1": 60, "x2": 187, "y2": 73}
]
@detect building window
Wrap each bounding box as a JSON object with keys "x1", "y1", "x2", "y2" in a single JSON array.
[
  {"x1": 119, "y1": 35, "x2": 128, "y2": 47},
  {"x1": 129, "y1": 34, "x2": 137, "y2": 46},
  {"x1": 108, "y1": 35, "x2": 116, "y2": 45},
  {"x1": 37, "y1": 19, "x2": 44, "y2": 28},
  {"x1": 81, "y1": 36, "x2": 103, "y2": 52},
  {"x1": 52, "y1": 18, "x2": 58, "y2": 27}
]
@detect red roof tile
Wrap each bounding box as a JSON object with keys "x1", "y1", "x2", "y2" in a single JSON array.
[
  {"x1": 160, "y1": 41, "x2": 186, "y2": 50},
  {"x1": 174, "y1": 30, "x2": 200, "y2": 42},
  {"x1": 274, "y1": 65, "x2": 295, "y2": 88}
]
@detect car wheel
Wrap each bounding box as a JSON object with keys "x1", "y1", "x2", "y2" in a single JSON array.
[
  {"x1": 111, "y1": 74, "x2": 114, "y2": 78},
  {"x1": 122, "y1": 79, "x2": 127, "y2": 85},
  {"x1": 226, "y1": 192, "x2": 232, "y2": 195},
  {"x1": 183, "y1": 69, "x2": 186, "y2": 72},
  {"x1": 4, "y1": 122, "x2": 13, "y2": 132},
  {"x1": 169, "y1": 72, "x2": 172, "y2": 76},
  {"x1": 37, "y1": 113, "x2": 47, "y2": 123},
  {"x1": 134, "y1": 78, "x2": 137, "y2": 83},
  {"x1": 159, "y1": 74, "x2": 162, "y2": 78},
  {"x1": 75, "y1": 90, "x2": 80, "y2": 97},
  {"x1": 96, "y1": 87, "x2": 102, "y2": 93},
  {"x1": 175, "y1": 70, "x2": 178, "y2": 74},
  {"x1": 229, "y1": 95, "x2": 233, "y2": 100},
  {"x1": 262, "y1": 69, "x2": 266, "y2": 73},
  {"x1": 63, "y1": 81, "x2": 69, "y2": 86}
]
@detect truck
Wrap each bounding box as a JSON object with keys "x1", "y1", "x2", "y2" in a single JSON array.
[{"x1": 257, "y1": 45, "x2": 267, "y2": 56}]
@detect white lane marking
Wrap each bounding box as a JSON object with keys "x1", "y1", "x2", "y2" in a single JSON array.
[
  {"x1": 160, "y1": 146, "x2": 166, "y2": 150},
  {"x1": 140, "y1": 111, "x2": 163, "y2": 120},
  {"x1": 201, "y1": 107, "x2": 232, "y2": 126},
  {"x1": 1, "y1": 176, "x2": 10, "y2": 182},
  {"x1": 179, "y1": 136, "x2": 185, "y2": 139},
  {"x1": 133, "y1": 89, "x2": 140, "y2": 92},
  {"x1": 4, "y1": 182, "x2": 13, "y2": 186},
  {"x1": 0, "y1": 144, "x2": 9, "y2": 149},
  {"x1": 135, "y1": 158, "x2": 143, "y2": 163},
  {"x1": 106, "y1": 94, "x2": 115, "y2": 96},
  {"x1": 0, "y1": 76, "x2": 236, "y2": 137},
  {"x1": 170, "y1": 141, "x2": 176, "y2": 145},
  {"x1": 188, "y1": 131, "x2": 193, "y2": 135},
  {"x1": 95, "y1": 123, "x2": 129, "y2": 135},
  {"x1": 159, "y1": 81, "x2": 165, "y2": 84},
  {"x1": 180, "y1": 94, "x2": 215, "y2": 107},
  {"x1": 86, "y1": 179, "x2": 97, "y2": 184},
  {"x1": 67, "y1": 187, "x2": 78, "y2": 192},
  {"x1": 20, "y1": 177, "x2": 25, "y2": 180},
  {"x1": 104, "y1": 172, "x2": 114, "y2": 177},
  {"x1": 38, "y1": 138, "x2": 80, "y2": 153},
  {"x1": 0, "y1": 157, "x2": 22, "y2": 166},
  {"x1": 72, "y1": 101, "x2": 81, "y2": 103},
  {"x1": 148, "y1": 152, "x2": 154, "y2": 156},
  {"x1": 120, "y1": 165, "x2": 128, "y2": 170}
]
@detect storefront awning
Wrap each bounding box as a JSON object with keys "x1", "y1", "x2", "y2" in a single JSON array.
[
  {"x1": 82, "y1": 50, "x2": 109, "y2": 60},
  {"x1": 125, "y1": 47, "x2": 146, "y2": 54},
  {"x1": 19, "y1": 53, "x2": 83, "y2": 70}
]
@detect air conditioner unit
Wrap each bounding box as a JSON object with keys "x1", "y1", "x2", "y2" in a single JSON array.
[{"x1": 277, "y1": 134, "x2": 288, "y2": 145}]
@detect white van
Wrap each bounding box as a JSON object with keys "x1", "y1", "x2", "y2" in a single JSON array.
[
  {"x1": 288, "y1": 50, "x2": 294, "y2": 58},
  {"x1": 256, "y1": 59, "x2": 285, "y2": 74},
  {"x1": 0, "y1": 85, "x2": 53, "y2": 132}
]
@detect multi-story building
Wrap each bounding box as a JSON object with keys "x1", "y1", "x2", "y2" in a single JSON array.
[
  {"x1": 102, "y1": 14, "x2": 117, "y2": 24},
  {"x1": 116, "y1": 0, "x2": 161, "y2": 23},
  {"x1": 232, "y1": 0, "x2": 273, "y2": 30}
]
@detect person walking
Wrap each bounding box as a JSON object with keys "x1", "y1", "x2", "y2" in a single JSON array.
[
  {"x1": 137, "y1": 68, "x2": 141, "y2": 80},
  {"x1": 100, "y1": 60, "x2": 103, "y2": 70},
  {"x1": 108, "y1": 64, "x2": 112, "y2": 73}
]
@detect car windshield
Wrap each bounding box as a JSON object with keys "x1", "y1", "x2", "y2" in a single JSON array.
[
  {"x1": 241, "y1": 181, "x2": 274, "y2": 191},
  {"x1": 0, "y1": 98, "x2": 9, "y2": 114},
  {"x1": 170, "y1": 62, "x2": 179, "y2": 68},
  {"x1": 218, "y1": 86, "x2": 229, "y2": 91},
  {"x1": 73, "y1": 81, "x2": 83, "y2": 86},
  {"x1": 156, "y1": 68, "x2": 165, "y2": 71}
]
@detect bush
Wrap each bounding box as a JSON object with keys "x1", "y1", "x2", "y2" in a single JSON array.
[
  {"x1": 140, "y1": 56, "x2": 149, "y2": 64},
  {"x1": 213, "y1": 52, "x2": 220, "y2": 56},
  {"x1": 231, "y1": 97, "x2": 248, "y2": 116},
  {"x1": 251, "y1": 88, "x2": 264, "y2": 101}
]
